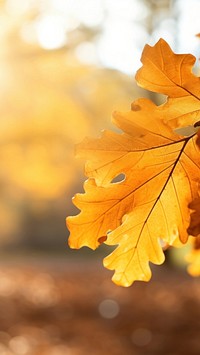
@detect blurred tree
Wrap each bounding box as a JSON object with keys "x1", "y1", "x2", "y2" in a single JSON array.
[
  {"x1": 0, "y1": 11, "x2": 146, "y2": 250},
  {"x1": 1, "y1": 0, "x2": 196, "y2": 252}
]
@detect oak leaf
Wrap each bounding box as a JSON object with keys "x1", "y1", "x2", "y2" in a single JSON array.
[{"x1": 67, "y1": 39, "x2": 200, "y2": 286}]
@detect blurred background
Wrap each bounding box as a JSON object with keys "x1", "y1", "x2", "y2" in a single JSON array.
[{"x1": 0, "y1": 0, "x2": 200, "y2": 354}]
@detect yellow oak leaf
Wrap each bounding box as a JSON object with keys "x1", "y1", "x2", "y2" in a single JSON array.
[
  {"x1": 135, "y1": 39, "x2": 200, "y2": 131},
  {"x1": 136, "y1": 39, "x2": 200, "y2": 98},
  {"x1": 67, "y1": 39, "x2": 200, "y2": 286}
]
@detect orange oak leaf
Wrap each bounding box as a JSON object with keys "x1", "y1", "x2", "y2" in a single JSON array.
[{"x1": 67, "y1": 39, "x2": 200, "y2": 286}]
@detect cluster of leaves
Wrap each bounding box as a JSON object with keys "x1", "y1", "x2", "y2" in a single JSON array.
[{"x1": 67, "y1": 39, "x2": 200, "y2": 287}]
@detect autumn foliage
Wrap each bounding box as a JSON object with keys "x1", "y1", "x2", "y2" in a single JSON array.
[{"x1": 67, "y1": 39, "x2": 200, "y2": 287}]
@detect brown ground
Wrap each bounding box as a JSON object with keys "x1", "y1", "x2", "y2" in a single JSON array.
[{"x1": 0, "y1": 256, "x2": 199, "y2": 355}]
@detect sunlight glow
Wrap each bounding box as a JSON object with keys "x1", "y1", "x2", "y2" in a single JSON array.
[
  {"x1": 71, "y1": 0, "x2": 104, "y2": 28},
  {"x1": 75, "y1": 42, "x2": 98, "y2": 65},
  {"x1": 105, "y1": 0, "x2": 149, "y2": 21},
  {"x1": 97, "y1": 22, "x2": 147, "y2": 73},
  {"x1": 4, "y1": 0, "x2": 200, "y2": 74},
  {"x1": 5, "y1": 0, "x2": 30, "y2": 15},
  {"x1": 36, "y1": 15, "x2": 67, "y2": 50}
]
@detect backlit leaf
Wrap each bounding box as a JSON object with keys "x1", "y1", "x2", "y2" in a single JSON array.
[{"x1": 67, "y1": 39, "x2": 200, "y2": 286}]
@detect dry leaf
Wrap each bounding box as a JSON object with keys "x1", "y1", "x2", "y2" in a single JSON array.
[{"x1": 67, "y1": 39, "x2": 200, "y2": 286}]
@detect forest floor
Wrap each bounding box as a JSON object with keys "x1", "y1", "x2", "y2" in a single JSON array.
[{"x1": 0, "y1": 254, "x2": 199, "y2": 355}]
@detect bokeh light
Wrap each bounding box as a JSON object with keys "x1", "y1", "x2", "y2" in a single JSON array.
[
  {"x1": 35, "y1": 15, "x2": 67, "y2": 50},
  {"x1": 98, "y1": 299, "x2": 120, "y2": 319},
  {"x1": 131, "y1": 327, "x2": 152, "y2": 347}
]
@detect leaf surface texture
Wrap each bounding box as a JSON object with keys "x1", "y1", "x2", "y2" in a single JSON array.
[{"x1": 67, "y1": 39, "x2": 200, "y2": 286}]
